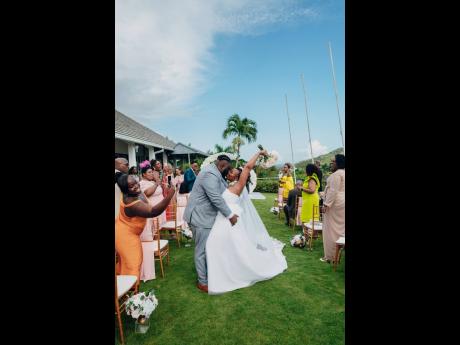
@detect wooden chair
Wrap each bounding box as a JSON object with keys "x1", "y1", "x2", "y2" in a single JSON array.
[
  {"x1": 333, "y1": 236, "x2": 345, "y2": 271},
  {"x1": 303, "y1": 205, "x2": 323, "y2": 251},
  {"x1": 115, "y1": 253, "x2": 138, "y2": 345},
  {"x1": 289, "y1": 195, "x2": 302, "y2": 231},
  {"x1": 273, "y1": 187, "x2": 287, "y2": 220},
  {"x1": 159, "y1": 198, "x2": 185, "y2": 248},
  {"x1": 152, "y1": 217, "x2": 170, "y2": 278}
]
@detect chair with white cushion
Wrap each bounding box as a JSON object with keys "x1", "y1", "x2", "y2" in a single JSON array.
[
  {"x1": 303, "y1": 205, "x2": 323, "y2": 251},
  {"x1": 333, "y1": 236, "x2": 345, "y2": 272},
  {"x1": 152, "y1": 217, "x2": 170, "y2": 278},
  {"x1": 115, "y1": 253, "x2": 138, "y2": 344}
]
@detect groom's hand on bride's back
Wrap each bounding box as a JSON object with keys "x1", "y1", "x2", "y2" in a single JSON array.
[{"x1": 229, "y1": 214, "x2": 239, "y2": 226}]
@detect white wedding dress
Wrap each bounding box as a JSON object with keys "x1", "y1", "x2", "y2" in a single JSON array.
[{"x1": 206, "y1": 188, "x2": 288, "y2": 294}]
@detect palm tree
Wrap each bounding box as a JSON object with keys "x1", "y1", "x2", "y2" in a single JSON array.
[
  {"x1": 214, "y1": 144, "x2": 234, "y2": 154},
  {"x1": 222, "y1": 114, "x2": 257, "y2": 166}
]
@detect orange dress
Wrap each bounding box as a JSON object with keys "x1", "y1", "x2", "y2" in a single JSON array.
[{"x1": 115, "y1": 199, "x2": 147, "y2": 279}]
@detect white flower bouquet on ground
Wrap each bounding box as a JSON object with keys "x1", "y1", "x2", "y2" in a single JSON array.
[
  {"x1": 126, "y1": 290, "x2": 159, "y2": 333},
  {"x1": 290, "y1": 234, "x2": 306, "y2": 248}
]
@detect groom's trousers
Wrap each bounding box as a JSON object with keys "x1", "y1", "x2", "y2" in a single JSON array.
[{"x1": 190, "y1": 225, "x2": 212, "y2": 285}]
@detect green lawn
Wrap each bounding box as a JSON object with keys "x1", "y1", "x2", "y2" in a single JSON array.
[{"x1": 116, "y1": 193, "x2": 344, "y2": 345}]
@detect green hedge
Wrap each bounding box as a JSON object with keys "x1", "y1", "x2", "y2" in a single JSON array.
[{"x1": 254, "y1": 180, "x2": 279, "y2": 193}]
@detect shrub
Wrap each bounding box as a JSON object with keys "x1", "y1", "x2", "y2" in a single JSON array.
[{"x1": 254, "y1": 179, "x2": 278, "y2": 193}]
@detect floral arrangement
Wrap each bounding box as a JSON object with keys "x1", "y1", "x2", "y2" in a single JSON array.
[
  {"x1": 257, "y1": 144, "x2": 279, "y2": 169},
  {"x1": 125, "y1": 290, "x2": 159, "y2": 320},
  {"x1": 270, "y1": 206, "x2": 280, "y2": 215},
  {"x1": 290, "y1": 234, "x2": 306, "y2": 248},
  {"x1": 139, "y1": 160, "x2": 151, "y2": 169}
]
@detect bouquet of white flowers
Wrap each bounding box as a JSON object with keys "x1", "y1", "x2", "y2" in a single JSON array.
[
  {"x1": 290, "y1": 234, "x2": 306, "y2": 248},
  {"x1": 257, "y1": 144, "x2": 279, "y2": 169},
  {"x1": 125, "y1": 290, "x2": 158, "y2": 320}
]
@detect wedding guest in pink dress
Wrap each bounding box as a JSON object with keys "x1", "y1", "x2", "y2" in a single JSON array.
[
  {"x1": 174, "y1": 167, "x2": 188, "y2": 230},
  {"x1": 138, "y1": 161, "x2": 166, "y2": 281}
]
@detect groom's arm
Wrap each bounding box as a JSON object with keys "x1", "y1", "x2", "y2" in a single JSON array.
[{"x1": 202, "y1": 172, "x2": 233, "y2": 219}]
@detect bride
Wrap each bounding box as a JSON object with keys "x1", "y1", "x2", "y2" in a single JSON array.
[{"x1": 206, "y1": 149, "x2": 288, "y2": 294}]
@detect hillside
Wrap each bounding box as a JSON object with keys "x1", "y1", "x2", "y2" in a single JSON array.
[{"x1": 295, "y1": 147, "x2": 344, "y2": 169}]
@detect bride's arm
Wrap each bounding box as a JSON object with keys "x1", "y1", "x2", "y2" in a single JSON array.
[{"x1": 230, "y1": 150, "x2": 268, "y2": 196}]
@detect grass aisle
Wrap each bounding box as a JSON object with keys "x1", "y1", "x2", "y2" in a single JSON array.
[{"x1": 117, "y1": 193, "x2": 344, "y2": 345}]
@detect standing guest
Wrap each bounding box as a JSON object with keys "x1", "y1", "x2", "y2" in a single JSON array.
[
  {"x1": 279, "y1": 163, "x2": 294, "y2": 200},
  {"x1": 315, "y1": 160, "x2": 323, "y2": 192},
  {"x1": 138, "y1": 161, "x2": 164, "y2": 281},
  {"x1": 129, "y1": 166, "x2": 139, "y2": 181},
  {"x1": 161, "y1": 163, "x2": 176, "y2": 225},
  {"x1": 152, "y1": 160, "x2": 163, "y2": 179},
  {"x1": 283, "y1": 180, "x2": 303, "y2": 226},
  {"x1": 115, "y1": 174, "x2": 175, "y2": 279},
  {"x1": 173, "y1": 167, "x2": 188, "y2": 230},
  {"x1": 115, "y1": 158, "x2": 129, "y2": 218},
  {"x1": 300, "y1": 164, "x2": 320, "y2": 224},
  {"x1": 161, "y1": 163, "x2": 174, "y2": 194},
  {"x1": 173, "y1": 168, "x2": 184, "y2": 189},
  {"x1": 183, "y1": 161, "x2": 199, "y2": 193},
  {"x1": 320, "y1": 154, "x2": 345, "y2": 263}
]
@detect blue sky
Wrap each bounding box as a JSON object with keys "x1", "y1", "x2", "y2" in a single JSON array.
[{"x1": 116, "y1": 0, "x2": 344, "y2": 164}]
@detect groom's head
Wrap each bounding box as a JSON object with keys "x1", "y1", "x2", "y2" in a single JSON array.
[{"x1": 216, "y1": 155, "x2": 232, "y2": 177}]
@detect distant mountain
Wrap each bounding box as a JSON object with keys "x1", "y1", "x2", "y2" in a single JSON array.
[{"x1": 295, "y1": 147, "x2": 344, "y2": 169}]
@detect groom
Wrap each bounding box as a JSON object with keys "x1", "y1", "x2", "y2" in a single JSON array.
[{"x1": 183, "y1": 155, "x2": 239, "y2": 293}]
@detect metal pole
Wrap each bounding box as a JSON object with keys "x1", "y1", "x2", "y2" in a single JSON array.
[
  {"x1": 301, "y1": 73, "x2": 315, "y2": 163},
  {"x1": 328, "y1": 42, "x2": 345, "y2": 154},
  {"x1": 285, "y1": 94, "x2": 297, "y2": 182}
]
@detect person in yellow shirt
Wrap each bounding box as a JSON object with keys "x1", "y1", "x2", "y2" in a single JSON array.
[
  {"x1": 300, "y1": 163, "x2": 320, "y2": 223},
  {"x1": 279, "y1": 163, "x2": 294, "y2": 200}
]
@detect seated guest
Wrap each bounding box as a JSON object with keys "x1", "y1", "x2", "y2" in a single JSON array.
[
  {"x1": 115, "y1": 174, "x2": 175, "y2": 279},
  {"x1": 283, "y1": 180, "x2": 303, "y2": 226}
]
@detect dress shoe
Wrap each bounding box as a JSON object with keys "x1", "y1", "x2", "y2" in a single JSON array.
[{"x1": 197, "y1": 283, "x2": 208, "y2": 293}]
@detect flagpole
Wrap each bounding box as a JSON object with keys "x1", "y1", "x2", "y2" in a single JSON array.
[
  {"x1": 328, "y1": 41, "x2": 345, "y2": 154},
  {"x1": 284, "y1": 94, "x2": 297, "y2": 182},
  {"x1": 300, "y1": 73, "x2": 315, "y2": 163}
]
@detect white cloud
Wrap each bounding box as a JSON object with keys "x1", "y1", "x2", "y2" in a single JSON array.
[
  {"x1": 115, "y1": 0, "x2": 317, "y2": 121},
  {"x1": 297, "y1": 139, "x2": 328, "y2": 159}
]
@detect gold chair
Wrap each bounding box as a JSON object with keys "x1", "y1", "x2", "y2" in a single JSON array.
[
  {"x1": 115, "y1": 253, "x2": 138, "y2": 345},
  {"x1": 152, "y1": 217, "x2": 170, "y2": 278},
  {"x1": 333, "y1": 236, "x2": 345, "y2": 271},
  {"x1": 159, "y1": 198, "x2": 185, "y2": 248},
  {"x1": 289, "y1": 195, "x2": 302, "y2": 231},
  {"x1": 303, "y1": 205, "x2": 323, "y2": 251}
]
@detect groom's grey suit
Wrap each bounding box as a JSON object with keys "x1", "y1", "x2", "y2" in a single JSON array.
[{"x1": 183, "y1": 163, "x2": 233, "y2": 285}]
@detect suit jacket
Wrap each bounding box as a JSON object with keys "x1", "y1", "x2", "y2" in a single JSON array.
[
  {"x1": 286, "y1": 188, "x2": 301, "y2": 218},
  {"x1": 183, "y1": 168, "x2": 197, "y2": 193},
  {"x1": 183, "y1": 164, "x2": 232, "y2": 228}
]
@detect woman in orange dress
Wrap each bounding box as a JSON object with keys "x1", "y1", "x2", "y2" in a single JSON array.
[{"x1": 115, "y1": 174, "x2": 175, "y2": 279}]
